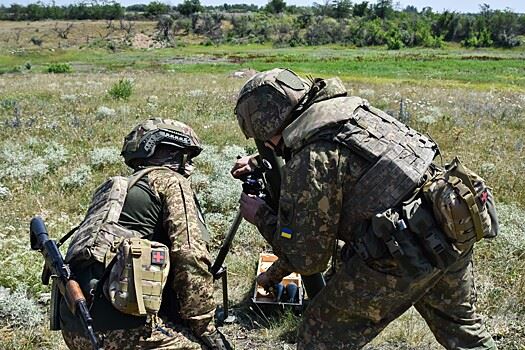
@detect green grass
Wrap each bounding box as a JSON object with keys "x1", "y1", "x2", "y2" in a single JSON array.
[{"x1": 1, "y1": 45, "x2": 525, "y2": 89}]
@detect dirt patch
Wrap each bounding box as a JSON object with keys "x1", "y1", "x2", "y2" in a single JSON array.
[
  {"x1": 230, "y1": 68, "x2": 258, "y2": 79},
  {"x1": 131, "y1": 33, "x2": 163, "y2": 49}
]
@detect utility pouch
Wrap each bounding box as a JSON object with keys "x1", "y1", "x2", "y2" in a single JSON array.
[
  {"x1": 103, "y1": 237, "x2": 170, "y2": 316},
  {"x1": 350, "y1": 221, "x2": 387, "y2": 262},
  {"x1": 49, "y1": 278, "x2": 62, "y2": 331},
  {"x1": 423, "y1": 157, "x2": 497, "y2": 252},
  {"x1": 371, "y1": 209, "x2": 433, "y2": 278},
  {"x1": 403, "y1": 198, "x2": 461, "y2": 270}
]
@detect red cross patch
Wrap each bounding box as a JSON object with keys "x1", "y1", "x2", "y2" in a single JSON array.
[
  {"x1": 480, "y1": 190, "x2": 489, "y2": 205},
  {"x1": 151, "y1": 250, "x2": 166, "y2": 265}
]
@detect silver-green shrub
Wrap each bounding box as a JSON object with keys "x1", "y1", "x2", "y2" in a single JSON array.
[
  {"x1": 0, "y1": 286, "x2": 44, "y2": 328},
  {"x1": 95, "y1": 106, "x2": 116, "y2": 119},
  {"x1": 0, "y1": 141, "x2": 67, "y2": 181},
  {"x1": 61, "y1": 165, "x2": 92, "y2": 189},
  {"x1": 90, "y1": 147, "x2": 121, "y2": 168},
  {"x1": 0, "y1": 183, "x2": 10, "y2": 198},
  {"x1": 194, "y1": 145, "x2": 245, "y2": 215}
]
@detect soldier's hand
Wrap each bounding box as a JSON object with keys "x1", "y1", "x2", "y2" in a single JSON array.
[
  {"x1": 257, "y1": 272, "x2": 273, "y2": 291},
  {"x1": 239, "y1": 192, "x2": 265, "y2": 225},
  {"x1": 231, "y1": 155, "x2": 255, "y2": 178}
]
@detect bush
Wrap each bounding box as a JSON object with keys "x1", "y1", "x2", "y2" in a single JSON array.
[
  {"x1": 30, "y1": 36, "x2": 43, "y2": 46},
  {"x1": 0, "y1": 286, "x2": 44, "y2": 328},
  {"x1": 95, "y1": 106, "x2": 116, "y2": 119},
  {"x1": 47, "y1": 63, "x2": 72, "y2": 73},
  {"x1": 108, "y1": 78, "x2": 134, "y2": 100},
  {"x1": 387, "y1": 36, "x2": 403, "y2": 50},
  {"x1": 60, "y1": 165, "x2": 91, "y2": 189},
  {"x1": 90, "y1": 147, "x2": 121, "y2": 168}
]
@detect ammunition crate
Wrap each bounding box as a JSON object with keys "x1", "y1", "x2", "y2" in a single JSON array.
[{"x1": 252, "y1": 253, "x2": 304, "y2": 307}]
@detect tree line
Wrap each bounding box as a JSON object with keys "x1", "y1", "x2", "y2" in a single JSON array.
[{"x1": 1, "y1": 0, "x2": 524, "y2": 48}]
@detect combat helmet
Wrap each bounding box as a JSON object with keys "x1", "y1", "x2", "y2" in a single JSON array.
[
  {"x1": 235, "y1": 68, "x2": 310, "y2": 140},
  {"x1": 121, "y1": 118, "x2": 202, "y2": 168}
]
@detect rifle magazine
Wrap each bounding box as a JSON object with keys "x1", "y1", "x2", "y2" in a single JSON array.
[{"x1": 50, "y1": 278, "x2": 62, "y2": 331}]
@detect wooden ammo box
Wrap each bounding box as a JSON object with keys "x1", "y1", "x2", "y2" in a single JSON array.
[{"x1": 252, "y1": 253, "x2": 304, "y2": 307}]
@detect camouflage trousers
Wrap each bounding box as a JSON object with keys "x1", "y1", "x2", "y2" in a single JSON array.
[
  {"x1": 298, "y1": 250, "x2": 496, "y2": 350},
  {"x1": 62, "y1": 322, "x2": 205, "y2": 350}
]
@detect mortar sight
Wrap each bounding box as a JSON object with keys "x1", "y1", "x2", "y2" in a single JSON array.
[{"x1": 239, "y1": 158, "x2": 272, "y2": 197}]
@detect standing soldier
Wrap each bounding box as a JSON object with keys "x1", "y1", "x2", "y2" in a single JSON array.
[
  {"x1": 60, "y1": 118, "x2": 229, "y2": 349},
  {"x1": 233, "y1": 68, "x2": 499, "y2": 349}
]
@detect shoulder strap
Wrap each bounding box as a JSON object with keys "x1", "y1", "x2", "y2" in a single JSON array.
[
  {"x1": 57, "y1": 167, "x2": 170, "y2": 248},
  {"x1": 57, "y1": 224, "x2": 81, "y2": 248},
  {"x1": 128, "y1": 166, "x2": 170, "y2": 190}
]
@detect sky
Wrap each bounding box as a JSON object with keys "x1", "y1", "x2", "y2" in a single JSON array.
[{"x1": 0, "y1": 0, "x2": 524, "y2": 14}]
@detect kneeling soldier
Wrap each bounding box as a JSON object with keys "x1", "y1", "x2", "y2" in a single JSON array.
[{"x1": 61, "y1": 118, "x2": 229, "y2": 350}]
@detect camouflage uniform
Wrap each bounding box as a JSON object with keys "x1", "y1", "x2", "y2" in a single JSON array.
[
  {"x1": 61, "y1": 120, "x2": 218, "y2": 349},
  {"x1": 237, "y1": 70, "x2": 496, "y2": 349}
]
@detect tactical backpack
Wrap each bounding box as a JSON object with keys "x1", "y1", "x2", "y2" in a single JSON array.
[
  {"x1": 64, "y1": 167, "x2": 171, "y2": 316},
  {"x1": 422, "y1": 157, "x2": 498, "y2": 252}
]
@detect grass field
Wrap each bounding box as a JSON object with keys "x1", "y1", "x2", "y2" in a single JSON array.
[{"x1": 0, "y1": 20, "x2": 524, "y2": 350}]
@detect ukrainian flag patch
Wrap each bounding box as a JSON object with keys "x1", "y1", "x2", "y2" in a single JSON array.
[{"x1": 281, "y1": 227, "x2": 293, "y2": 239}]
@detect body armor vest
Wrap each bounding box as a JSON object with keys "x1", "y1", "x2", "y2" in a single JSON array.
[
  {"x1": 283, "y1": 95, "x2": 439, "y2": 223},
  {"x1": 65, "y1": 167, "x2": 168, "y2": 265}
]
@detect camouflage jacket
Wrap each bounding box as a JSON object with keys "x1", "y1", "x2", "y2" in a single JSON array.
[
  {"x1": 255, "y1": 78, "x2": 437, "y2": 278},
  {"x1": 61, "y1": 168, "x2": 215, "y2": 336}
]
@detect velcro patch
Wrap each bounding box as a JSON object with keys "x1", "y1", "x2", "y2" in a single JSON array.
[
  {"x1": 281, "y1": 228, "x2": 293, "y2": 239},
  {"x1": 151, "y1": 250, "x2": 166, "y2": 265},
  {"x1": 276, "y1": 69, "x2": 305, "y2": 90}
]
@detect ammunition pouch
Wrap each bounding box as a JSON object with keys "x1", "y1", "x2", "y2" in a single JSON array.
[
  {"x1": 103, "y1": 237, "x2": 170, "y2": 317},
  {"x1": 402, "y1": 198, "x2": 461, "y2": 270},
  {"x1": 352, "y1": 197, "x2": 462, "y2": 277},
  {"x1": 370, "y1": 209, "x2": 434, "y2": 278}
]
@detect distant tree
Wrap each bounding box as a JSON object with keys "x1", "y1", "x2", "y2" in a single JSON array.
[
  {"x1": 177, "y1": 0, "x2": 203, "y2": 16},
  {"x1": 332, "y1": 0, "x2": 352, "y2": 19},
  {"x1": 352, "y1": 1, "x2": 370, "y2": 17},
  {"x1": 265, "y1": 0, "x2": 286, "y2": 14},
  {"x1": 313, "y1": 1, "x2": 331, "y2": 17},
  {"x1": 102, "y1": 2, "x2": 125, "y2": 20},
  {"x1": 404, "y1": 5, "x2": 418, "y2": 13},
  {"x1": 157, "y1": 14, "x2": 174, "y2": 42},
  {"x1": 373, "y1": 0, "x2": 393, "y2": 19},
  {"x1": 26, "y1": 3, "x2": 45, "y2": 20},
  {"x1": 146, "y1": 1, "x2": 170, "y2": 18},
  {"x1": 489, "y1": 9, "x2": 521, "y2": 47},
  {"x1": 421, "y1": 6, "x2": 433, "y2": 16},
  {"x1": 518, "y1": 14, "x2": 525, "y2": 34},
  {"x1": 127, "y1": 4, "x2": 148, "y2": 12}
]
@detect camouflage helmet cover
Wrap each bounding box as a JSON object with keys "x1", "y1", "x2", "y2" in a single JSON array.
[
  {"x1": 235, "y1": 68, "x2": 309, "y2": 140},
  {"x1": 121, "y1": 118, "x2": 202, "y2": 167}
]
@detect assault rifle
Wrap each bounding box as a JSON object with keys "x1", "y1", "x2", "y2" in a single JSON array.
[{"x1": 30, "y1": 217, "x2": 103, "y2": 350}]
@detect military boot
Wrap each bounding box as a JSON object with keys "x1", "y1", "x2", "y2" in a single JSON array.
[{"x1": 201, "y1": 329, "x2": 232, "y2": 350}]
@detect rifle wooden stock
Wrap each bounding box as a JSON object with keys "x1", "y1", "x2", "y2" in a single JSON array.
[{"x1": 65, "y1": 280, "x2": 86, "y2": 313}]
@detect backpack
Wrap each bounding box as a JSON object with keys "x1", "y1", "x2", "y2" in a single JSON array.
[
  {"x1": 64, "y1": 167, "x2": 171, "y2": 316},
  {"x1": 422, "y1": 157, "x2": 498, "y2": 252}
]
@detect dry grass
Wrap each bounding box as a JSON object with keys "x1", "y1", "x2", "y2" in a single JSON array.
[{"x1": 0, "y1": 20, "x2": 157, "y2": 50}]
